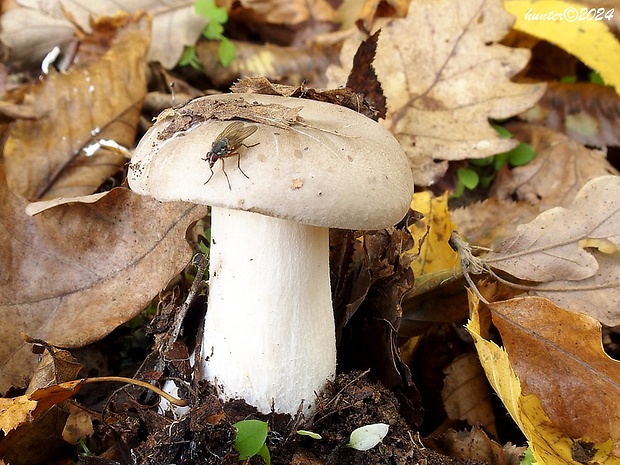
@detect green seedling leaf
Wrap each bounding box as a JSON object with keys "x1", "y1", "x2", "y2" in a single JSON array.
[
  {"x1": 218, "y1": 37, "x2": 236, "y2": 67},
  {"x1": 233, "y1": 419, "x2": 268, "y2": 460},
  {"x1": 297, "y1": 430, "x2": 322, "y2": 439},
  {"x1": 492, "y1": 123, "x2": 512, "y2": 139},
  {"x1": 520, "y1": 447, "x2": 535, "y2": 465},
  {"x1": 469, "y1": 156, "x2": 494, "y2": 167},
  {"x1": 492, "y1": 152, "x2": 509, "y2": 171},
  {"x1": 457, "y1": 168, "x2": 479, "y2": 190},
  {"x1": 589, "y1": 71, "x2": 605, "y2": 85},
  {"x1": 346, "y1": 423, "x2": 389, "y2": 451},
  {"x1": 195, "y1": 0, "x2": 228, "y2": 23},
  {"x1": 507, "y1": 143, "x2": 536, "y2": 166},
  {"x1": 258, "y1": 443, "x2": 271, "y2": 465},
  {"x1": 203, "y1": 21, "x2": 225, "y2": 40},
  {"x1": 178, "y1": 47, "x2": 202, "y2": 70},
  {"x1": 560, "y1": 75, "x2": 578, "y2": 84}
]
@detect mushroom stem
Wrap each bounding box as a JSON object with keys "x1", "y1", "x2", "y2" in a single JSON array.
[{"x1": 200, "y1": 207, "x2": 336, "y2": 414}]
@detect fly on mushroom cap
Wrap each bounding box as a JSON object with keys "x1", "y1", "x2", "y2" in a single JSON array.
[{"x1": 128, "y1": 93, "x2": 414, "y2": 230}]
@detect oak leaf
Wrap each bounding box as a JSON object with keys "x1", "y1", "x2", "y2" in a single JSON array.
[
  {"x1": 328, "y1": 0, "x2": 546, "y2": 185},
  {"x1": 492, "y1": 124, "x2": 618, "y2": 210},
  {"x1": 486, "y1": 175, "x2": 620, "y2": 282}
]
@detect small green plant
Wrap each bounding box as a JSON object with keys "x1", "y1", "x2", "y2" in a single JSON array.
[
  {"x1": 519, "y1": 447, "x2": 535, "y2": 465},
  {"x1": 75, "y1": 436, "x2": 97, "y2": 457},
  {"x1": 179, "y1": 0, "x2": 236, "y2": 69},
  {"x1": 453, "y1": 125, "x2": 536, "y2": 198},
  {"x1": 297, "y1": 429, "x2": 322, "y2": 439},
  {"x1": 233, "y1": 419, "x2": 270, "y2": 464}
]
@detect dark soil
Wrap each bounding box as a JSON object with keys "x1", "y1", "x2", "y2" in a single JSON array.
[{"x1": 88, "y1": 370, "x2": 484, "y2": 465}]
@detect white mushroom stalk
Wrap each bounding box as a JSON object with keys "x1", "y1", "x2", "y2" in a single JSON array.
[
  {"x1": 127, "y1": 93, "x2": 414, "y2": 416},
  {"x1": 204, "y1": 208, "x2": 334, "y2": 413}
]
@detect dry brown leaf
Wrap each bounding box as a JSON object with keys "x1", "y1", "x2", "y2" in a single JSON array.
[
  {"x1": 490, "y1": 296, "x2": 620, "y2": 448},
  {"x1": 328, "y1": 0, "x2": 546, "y2": 185},
  {"x1": 492, "y1": 124, "x2": 618, "y2": 210},
  {"x1": 197, "y1": 41, "x2": 338, "y2": 89},
  {"x1": 61, "y1": 403, "x2": 94, "y2": 445},
  {"x1": 432, "y1": 427, "x2": 525, "y2": 465},
  {"x1": 451, "y1": 198, "x2": 541, "y2": 250},
  {"x1": 531, "y1": 252, "x2": 620, "y2": 327},
  {"x1": 355, "y1": 0, "x2": 409, "y2": 32},
  {"x1": 0, "y1": 0, "x2": 204, "y2": 70},
  {"x1": 0, "y1": 168, "x2": 209, "y2": 393},
  {"x1": 3, "y1": 14, "x2": 148, "y2": 201},
  {"x1": 521, "y1": 82, "x2": 620, "y2": 147},
  {"x1": 0, "y1": 6, "x2": 76, "y2": 70},
  {"x1": 223, "y1": 0, "x2": 337, "y2": 27},
  {"x1": 442, "y1": 353, "x2": 497, "y2": 437},
  {"x1": 485, "y1": 175, "x2": 620, "y2": 282},
  {"x1": 467, "y1": 292, "x2": 620, "y2": 464}
]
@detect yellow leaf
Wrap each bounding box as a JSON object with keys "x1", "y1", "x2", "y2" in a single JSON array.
[
  {"x1": 466, "y1": 292, "x2": 620, "y2": 464},
  {"x1": 408, "y1": 192, "x2": 458, "y2": 277},
  {"x1": 504, "y1": 0, "x2": 620, "y2": 94}
]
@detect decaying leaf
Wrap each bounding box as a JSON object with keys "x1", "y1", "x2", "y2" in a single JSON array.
[
  {"x1": 153, "y1": 95, "x2": 302, "y2": 142},
  {"x1": 492, "y1": 124, "x2": 618, "y2": 210},
  {"x1": 0, "y1": 0, "x2": 205, "y2": 70},
  {"x1": 486, "y1": 175, "x2": 620, "y2": 282},
  {"x1": 432, "y1": 427, "x2": 525, "y2": 465},
  {"x1": 467, "y1": 293, "x2": 620, "y2": 464},
  {"x1": 328, "y1": 0, "x2": 546, "y2": 185},
  {"x1": 490, "y1": 296, "x2": 620, "y2": 446},
  {"x1": 0, "y1": 169, "x2": 209, "y2": 393},
  {"x1": 198, "y1": 40, "x2": 338, "y2": 89},
  {"x1": 520, "y1": 83, "x2": 620, "y2": 148},
  {"x1": 3, "y1": 14, "x2": 149, "y2": 200},
  {"x1": 442, "y1": 353, "x2": 497, "y2": 437},
  {"x1": 330, "y1": 221, "x2": 417, "y2": 393},
  {"x1": 451, "y1": 197, "x2": 541, "y2": 251},
  {"x1": 230, "y1": 76, "x2": 378, "y2": 120},
  {"x1": 62, "y1": 403, "x2": 94, "y2": 445}
]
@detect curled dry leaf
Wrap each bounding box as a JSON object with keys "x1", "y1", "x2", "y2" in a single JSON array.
[
  {"x1": 3, "y1": 14, "x2": 149, "y2": 201},
  {"x1": 328, "y1": 0, "x2": 546, "y2": 185},
  {"x1": 492, "y1": 124, "x2": 618, "y2": 210},
  {"x1": 486, "y1": 175, "x2": 620, "y2": 282},
  {"x1": 0, "y1": 169, "x2": 209, "y2": 393},
  {"x1": 466, "y1": 293, "x2": 619, "y2": 464},
  {"x1": 330, "y1": 223, "x2": 417, "y2": 392}
]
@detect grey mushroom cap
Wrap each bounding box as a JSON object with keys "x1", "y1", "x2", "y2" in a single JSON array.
[{"x1": 128, "y1": 93, "x2": 414, "y2": 230}]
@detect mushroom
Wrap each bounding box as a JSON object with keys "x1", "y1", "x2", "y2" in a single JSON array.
[{"x1": 128, "y1": 93, "x2": 414, "y2": 415}]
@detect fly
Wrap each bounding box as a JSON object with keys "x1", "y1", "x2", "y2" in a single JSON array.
[{"x1": 202, "y1": 121, "x2": 259, "y2": 189}]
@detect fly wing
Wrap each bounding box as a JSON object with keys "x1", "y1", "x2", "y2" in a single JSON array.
[{"x1": 215, "y1": 121, "x2": 258, "y2": 144}]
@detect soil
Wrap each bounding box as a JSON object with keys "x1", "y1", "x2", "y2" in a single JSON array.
[{"x1": 90, "y1": 370, "x2": 485, "y2": 465}]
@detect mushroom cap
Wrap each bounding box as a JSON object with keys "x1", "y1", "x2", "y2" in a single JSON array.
[{"x1": 128, "y1": 93, "x2": 414, "y2": 229}]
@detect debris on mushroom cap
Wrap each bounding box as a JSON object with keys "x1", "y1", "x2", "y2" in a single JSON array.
[{"x1": 128, "y1": 93, "x2": 414, "y2": 230}]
